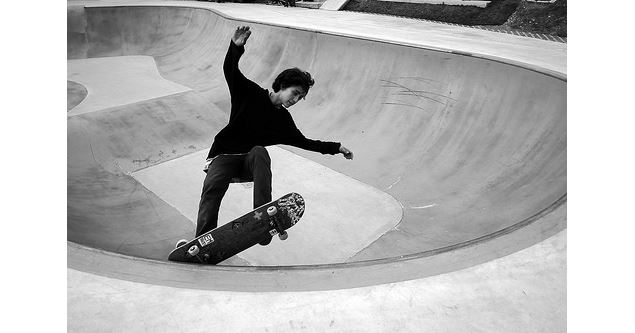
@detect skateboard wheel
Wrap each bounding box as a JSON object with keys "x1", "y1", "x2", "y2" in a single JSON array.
[
  {"x1": 188, "y1": 245, "x2": 200, "y2": 256},
  {"x1": 267, "y1": 206, "x2": 277, "y2": 216},
  {"x1": 175, "y1": 239, "x2": 188, "y2": 249},
  {"x1": 279, "y1": 231, "x2": 288, "y2": 241}
]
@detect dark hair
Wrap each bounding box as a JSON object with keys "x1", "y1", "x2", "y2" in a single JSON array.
[{"x1": 272, "y1": 68, "x2": 314, "y2": 93}]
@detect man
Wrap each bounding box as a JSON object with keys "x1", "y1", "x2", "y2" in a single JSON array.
[{"x1": 195, "y1": 26, "x2": 354, "y2": 245}]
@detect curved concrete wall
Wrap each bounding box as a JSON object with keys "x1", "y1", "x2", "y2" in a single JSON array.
[{"x1": 67, "y1": 4, "x2": 565, "y2": 288}]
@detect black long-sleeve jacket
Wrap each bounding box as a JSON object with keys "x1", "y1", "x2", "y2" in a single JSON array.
[{"x1": 207, "y1": 41, "x2": 341, "y2": 159}]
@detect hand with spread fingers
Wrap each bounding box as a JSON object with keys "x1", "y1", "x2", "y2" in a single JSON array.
[{"x1": 232, "y1": 26, "x2": 251, "y2": 47}]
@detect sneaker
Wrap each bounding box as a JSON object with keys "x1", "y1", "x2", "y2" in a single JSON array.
[
  {"x1": 258, "y1": 235, "x2": 272, "y2": 246},
  {"x1": 175, "y1": 239, "x2": 188, "y2": 249}
]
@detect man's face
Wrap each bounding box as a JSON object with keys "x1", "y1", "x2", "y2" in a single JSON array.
[{"x1": 280, "y1": 85, "x2": 307, "y2": 108}]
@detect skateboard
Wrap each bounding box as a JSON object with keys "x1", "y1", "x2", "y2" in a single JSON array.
[{"x1": 168, "y1": 192, "x2": 305, "y2": 264}]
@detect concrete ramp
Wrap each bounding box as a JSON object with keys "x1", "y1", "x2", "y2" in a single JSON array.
[{"x1": 67, "y1": 3, "x2": 565, "y2": 288}]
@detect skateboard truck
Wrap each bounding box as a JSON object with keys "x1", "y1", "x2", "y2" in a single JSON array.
[
  {"x1": 266, "y1": 206, "x2": 288, "y2": 240},
  {"x1": 188, "y1": 245, "x2": 200, "y2": 256},
  {"x1": 187, "y1": 245, "x2": 211, "y2": 263}
]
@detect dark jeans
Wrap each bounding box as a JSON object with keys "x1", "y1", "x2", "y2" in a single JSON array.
[{"x1": 196, "y1": 146, "x2": 272, "y2": 237}]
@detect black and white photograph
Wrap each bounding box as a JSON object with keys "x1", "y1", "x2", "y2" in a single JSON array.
[
  {"x1": 64, "y1": 0, "x2": 571, "y2": 331},
  {"x1": 9, "y1": 0, "x2": 632, "y2": 331}
]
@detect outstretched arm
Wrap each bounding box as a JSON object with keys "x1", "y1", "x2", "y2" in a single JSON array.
[
  {"x1": 283, "y1": 125, "x2": 354, "y2": 160},
  {"x1": 289, "y1": 136, "x2": 354, "y2": 160}
]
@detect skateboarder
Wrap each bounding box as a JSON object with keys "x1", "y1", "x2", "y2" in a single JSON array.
[{"x1": 195, "y1": 26, "x2": 354, "y2": 245}]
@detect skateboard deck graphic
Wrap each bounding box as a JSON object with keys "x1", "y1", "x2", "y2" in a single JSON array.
[{"x1": 168, "y1": 192, "x2": 305, "y2": 264}]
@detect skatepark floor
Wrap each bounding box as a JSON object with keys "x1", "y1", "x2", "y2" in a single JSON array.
[{"x1": 62, "y1": 1, "x2": 566, "y2": 331}]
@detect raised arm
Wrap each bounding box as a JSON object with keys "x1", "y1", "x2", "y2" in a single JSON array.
[{"x1": 223, "y1": 26, "x2": 253, "y2": 96}]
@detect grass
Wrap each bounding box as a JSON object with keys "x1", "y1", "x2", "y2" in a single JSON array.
[
  {"x1": 342, "y1": 0, "x2": 567, "y2": 37},
  {"x1": 503, "y1": 0, "x2": 566, "y2": 36}
]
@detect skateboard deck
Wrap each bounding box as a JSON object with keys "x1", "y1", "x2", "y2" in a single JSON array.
[{"x1": 168, "y1": 192, "x2": 305, "y2": 264}]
